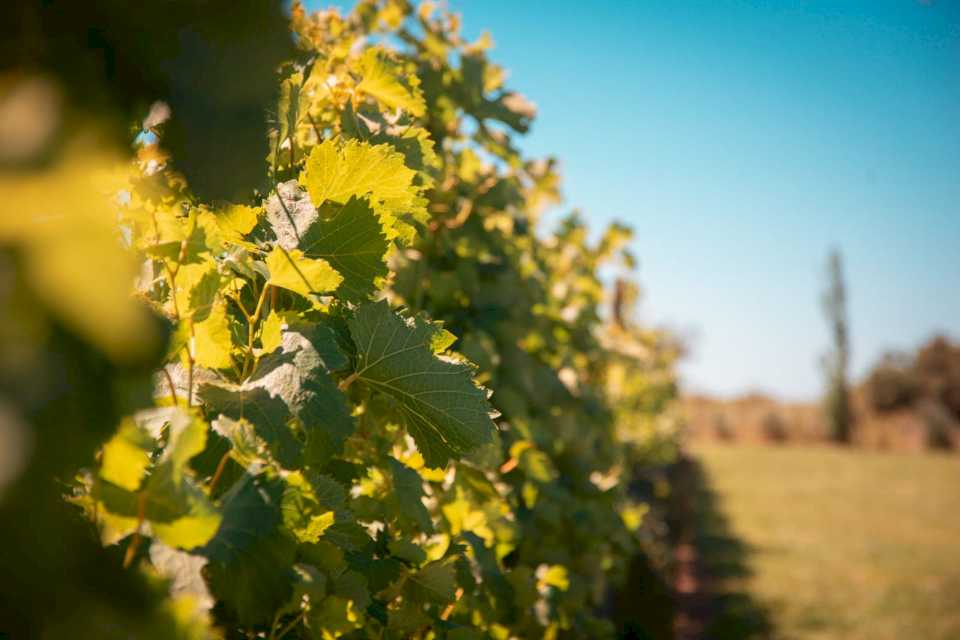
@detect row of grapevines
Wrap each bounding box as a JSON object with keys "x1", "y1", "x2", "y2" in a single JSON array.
[{"x1": 67, "y1": 1, "x2": 681, "y2": 639}]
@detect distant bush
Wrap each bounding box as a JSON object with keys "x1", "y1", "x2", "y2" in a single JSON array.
[
  {"x1": 863, "y1": 335, "x2": 960, "y2": 451},
  {"x1": 865, "y1": 336, "x2": 960, "y2": 421},
  {"x1": 762, "y1": 412, "x2": 789, "y2": 444},
  {"x1": 865, "y1": 353, "x2": 920, "y2": 412},
  {"x1": 714, "y1": 413, "x2": 735, "y2": 442},
  {"x1": 915, "y1": 336, "x2": 960, "y2": 421}
]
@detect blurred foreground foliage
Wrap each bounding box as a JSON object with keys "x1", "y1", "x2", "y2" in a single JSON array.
[{"x1": 0, "y1": 1, "x2": 682, "y2": 638}]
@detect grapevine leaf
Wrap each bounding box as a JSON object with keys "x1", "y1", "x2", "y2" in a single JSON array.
[
  {"x1": 205, "y1": 528, "x2": 297, "y2": 627},
  {"x1": 299, "y1": 139, "x2": 427, "y2": 244},
  {"x1": 265, "y1": 246, "x2": 342, "y2": 299},
  {"x1": 192, "y1": 301, "x2": 234, "y2": 370},
  {"x1": 282, "y1": 471, "x2": 337, "y2": 544},
  {"x1": 388, "y1": 458, "x2": 433, "y2": 533},
  {"x1": 144, "y1": 412, "x2": 221, "y2": 548},
  {"x1": 200, "y1": 384, "x2": 300, "y2": 469},
  {"x1": 99, "y1": 418, "x2": 153, "y2": 491},
  {"x1": 200, "y1": 474, "x2": 282, "y2": 562},
  {"x1": 330, "y1": 570, "x2": 371, "y2": 612},
  {"x1": 145, "y1": 466, "x2": 222, "y2": 549},
  {"x1": 462, "y1": 532, "x2": 514, "y2": 618},
  {"x1": 200, "y1": 326, "x2": 354, "y2": 468},
  {"x1": 407, "y1": 558, "x2": 458, "y2": 604},
  {"x1": 301, "y1": 198, "x2": 389, "y2": 302},
  {"x1": 299, "y1": 473, "x2": 371, "y2": 551},
  {"x1": 348, "y1": 301, "x2": 496, "y2": 468},
  {"x1": 308, "y1": 596, "x2": 363, "y2": 639},
  {"x1": 387, "y1": 599, "x2": 431, "y2": 634},
  {"x1": 388, "y1": 539, "x2": 426, "y2": 565},
  {"x1": 97, "y1": 410, "x2": 221, "y2": 549},
  {"x1": 266, "y1": 183, "x2": 389, "y2": 302},
  {"x1": 260, "y1": 310, "x2": 284, "y2": 354},
  {"x1": 197, "y1": 477, "x2": 297, "y2": 624},
  {"x1": 216, "y1": 204, "x2": 260, "y2": 240},
  {"x1": 540, "y1": 565, "x2": 570, "y2": 591},
  {"x1": 357, "y1": 48, "x2": 426, "y2": 117},
  {"x1": 174, "y1": 262, "x2": 220, "y2": 322},
  {"x1": 145, "y1": 211, "x2": 211, "y2": 264}
]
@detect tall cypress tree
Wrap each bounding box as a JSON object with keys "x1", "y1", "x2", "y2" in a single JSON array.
[{"x1": 822, "y1": 248, "x2": 853, "y2": 443}]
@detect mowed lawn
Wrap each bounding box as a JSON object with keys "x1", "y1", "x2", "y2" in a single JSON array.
[{"x1": 692, "y1": 444, "x2": 960, "y2": 640}]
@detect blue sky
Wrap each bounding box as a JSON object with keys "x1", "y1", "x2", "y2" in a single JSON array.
[
  {"x1": 331, "y1": 0, "x2": 960, "y2": 400},
  {"x1": 453, "y1": 0, "x2": 960, "y2": 400}
]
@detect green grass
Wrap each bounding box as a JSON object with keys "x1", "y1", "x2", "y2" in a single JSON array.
[{"x1": 692, "y1": 444, "x2": 960, "y2": 640}]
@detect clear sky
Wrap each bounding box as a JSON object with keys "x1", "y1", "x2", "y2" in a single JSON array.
[
  {"x1": 332, "y1": 0, "x2": 960, "y2": 400},
  {"x1": 450, "y1": 0, "x2": 960, "y2": 398}
]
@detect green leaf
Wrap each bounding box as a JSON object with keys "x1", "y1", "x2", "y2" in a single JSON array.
[
  {"x1": 301, "y1": 198, "x2": 389, "y2": 303},
  {"x1": 387, "y1": 539, "x2": 426, "y2": 565},
  {"x1": 266, "y1": 246, "x2": 342, "y2": 300},
  {"x1": 282, "y1": 471, "x2": 338, "y2": 544},
  {"x1": 200, "y1": 327, "x2": 354, "y2": 469},
  {"x1": 266, "y1": 183, "x2": 389, "y2": 303},
  {"x1": 308, "y1": 595, "x2": 363, "y2": 639},
  {"x1": 388, "y1": 458, "x2": 433, "y2": 533},
  {"x1": 97, "y1": 409, "x2": 221, "y2": 549},
  {"x1": 357, "y1": 48, "x2": 426, "y2": 117},
  {"x1": 294, "y1": 473, "x2": 372, "y2": 551},
  {"x1": 330, "y1": 570, "x2": 371, "y2": 612},
  {"x1": 201, "y1": 474, "x2": 283, "y2": 562},
  {"x1": 205, "y1": 528, "x2": 297, "y2": 627},
  {"x1": 407, "y1": 558, "x2": 457, "y2": 604},
  {"x1": 348, "y1": 301, "x2": 496, "y2": 467},
  {"x1": 201, "y1": 384, "x2": 301, "y2": 469},
  {"x1": 144, "y1": 412, "x2": 221, "y2": 548},
  {"x1": 145, "y1": 466, "x2": 222, "y2": 549},
  {"x1": 198, "y1": 475, "x2": 297, "y2": 625}
]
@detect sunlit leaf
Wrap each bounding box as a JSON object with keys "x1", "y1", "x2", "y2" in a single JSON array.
[{"x1": 348, "y1": 300, "x2": 496, "y2": 467}]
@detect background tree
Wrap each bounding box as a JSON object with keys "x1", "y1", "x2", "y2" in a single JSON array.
[{"x1": 821, "y1": 248, "x2": 853, "y2": 443}]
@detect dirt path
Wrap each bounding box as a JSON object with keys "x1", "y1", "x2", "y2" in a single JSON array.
[{"x1": 668, "y1": 453, "x2": 772, "y2": 640}]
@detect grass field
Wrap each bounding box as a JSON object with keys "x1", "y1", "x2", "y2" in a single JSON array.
[{"x1": 690, "y1": 444, "x2": 960, "y2": 640}]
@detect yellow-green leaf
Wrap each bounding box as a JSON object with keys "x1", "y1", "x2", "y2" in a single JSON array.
[
  {"x1": 217, "y1": 205, "x2": 259, "y2": 239},
  {"x1": 193, "y1": 302, "x2": 234, "y2": 370},
  {"x1": 540, "y1": 565, "x2": 569, "y2": 591},
  {"x1": 357, "y1": 48, "x2": 426, "y2": 117},
  {"x1": 100, "y1": 418, "x2": 153, "y2": 491},
  {"x1": 299, "y1": 139, "x2": 426, "y2": 243},
  {"x1": 266, "y1": 247, "x2": 342, "y2": 298},
  {"x1": 260, "y1": 310, "x2": 284, "y2": 354},
  {"x1": 152, "y1": 510, "x2": 222, "y2": 550}
]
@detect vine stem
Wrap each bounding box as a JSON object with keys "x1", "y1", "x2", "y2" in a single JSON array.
[
  {"x1": 270, "y1": 609, "x2": 306, "y2": 640},
  {"x1": 123, "y1": 492, "x2": 147, "y2": 568},
  {"x1": 242, "y1": 284, "x2": 272, "y2": 378},
  {"x1": 338, "y1": 371, "x2": 359, "y2": 391},
  {"x1": 161, "y1": 367, "x2": 179, "y2": 406},
  {"x1": 208, "y1": 451, "x2": 232, "y2": 495}
]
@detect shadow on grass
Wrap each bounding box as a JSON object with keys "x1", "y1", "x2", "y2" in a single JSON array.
[{"x1": 669, "y1": 456, "x2": 774, "y2": 640}]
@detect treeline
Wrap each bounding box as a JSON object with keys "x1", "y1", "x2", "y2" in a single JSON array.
[
  {"x1": 685, "y1": 335, "x2": 960, "y2": 451},
  {"x1": 863, "y1": 335, "x2": 960, "y2": 449}
]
